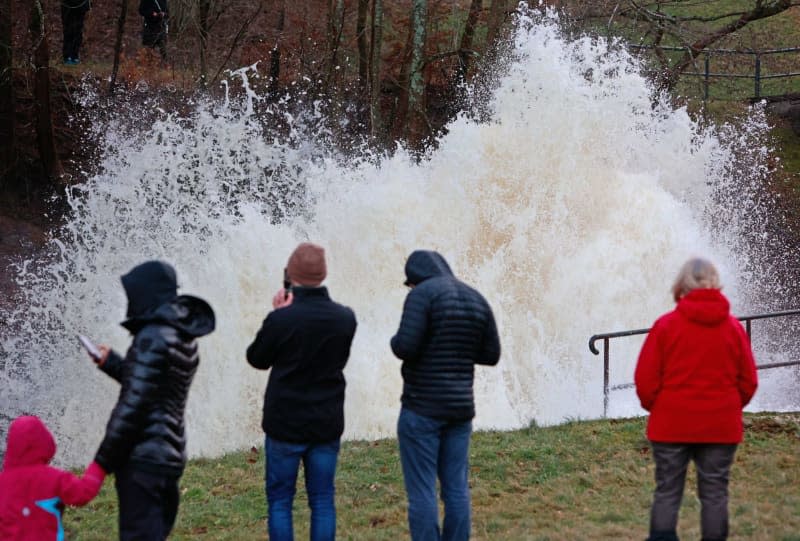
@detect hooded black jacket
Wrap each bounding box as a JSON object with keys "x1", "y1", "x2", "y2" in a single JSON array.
[
  {"x1": 246, "y1": 287, "x2": 357, "y2": 443},
  {"x1": 139, "y1": 0, "x2": 167, "y2": 18},
  {"x1": 61, "y1": 0, "x2": 91, "y2": 12},
  {"x1": 391, "y1": 250, "x2": 501, "y2": 421},
  {"x1": 94, "y1": 262, "x2": 215, "y2": 476}
]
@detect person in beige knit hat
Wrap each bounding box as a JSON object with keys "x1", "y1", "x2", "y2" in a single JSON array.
[{"x1": 247, "y1": 242, "x2": 357, "y2": 541}]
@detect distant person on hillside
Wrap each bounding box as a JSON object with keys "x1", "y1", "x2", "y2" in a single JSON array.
[
  {"x1": 635, "y1": 258, "x2": 758, "y2": 541},
  {"x1": 391, "y1": 250, "x2": 501, "y2": 541},
  {"x1": 89, "y1": 260, "x2": 215, "y2": 540},
  {"x1": 139, "y1": 0, "x2": 168, "y2": 61},
  {"x1": 0, "y1": 415, "x2": 106, "y2": 540},
  {"x1": 247, "y1": 243, "x2": 357, "y2": 541},
  {"x1": 61, "y1": 0, "x2": 91, "y2": 65}
]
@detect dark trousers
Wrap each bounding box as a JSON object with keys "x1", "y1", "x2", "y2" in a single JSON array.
[
  {"x1": 61, "y1": 5, "x2": 87, "y2": 61},
  {"x1": 115, "y1": 465, "x2": 180, "y2": 541},
  {"x1": 142, "y1": 17, "x2": 168, "y2": 61},
  {"x1": 648, "y1": 443, "x2": 737, "y2": 541}
]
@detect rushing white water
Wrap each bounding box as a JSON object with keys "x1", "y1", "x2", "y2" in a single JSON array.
[{"x1": 1, "y1": 9, "x2": 797, "y2": 466}]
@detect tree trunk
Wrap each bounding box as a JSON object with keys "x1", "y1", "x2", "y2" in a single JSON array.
[
  {"x1": 356, "y1": 0, "x2": 369, "y2": 97},
  {"x1": 0, "y1": 0, "x2": 13, "y2": 188},
  {"x1": 486, "y1": 0, "x2": 511, "y2": 52},
  {"x1": 325, "y1": 0, "x2": 345, "y2": 90},
  {"x1": 455, "y1": 0, "x2": 481, "y2": 86},
  {"x1": 369, "y1": 0, "x2": 384, "y2": 139},
  {"x1": 269, "y1": 0, "x2": 285, "y2": 100},
  {"x1": 108, "y1": 0, "x2": 128, "y2": 95},
  {"x1": 30, "y1": 0, "x2": 64, "y2": 185},
  {"x1": 404, "y1": 0, "x2": 428, "y2": 144},
  {"x1": 198, "y1": 0, "x2": 211, "y2": 87}
]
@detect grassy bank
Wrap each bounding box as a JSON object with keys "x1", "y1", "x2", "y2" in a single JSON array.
[{"x1": 66, "y1": 413, "x2": 800, "y2": 540}]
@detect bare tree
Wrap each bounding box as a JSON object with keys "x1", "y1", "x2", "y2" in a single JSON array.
[
  {"x1": 0, "y1": 0, "x2": 13, "y2": 187},
  {"x1": 269, "y1": 0, "x2": 285, "y2": 100},
  {"x1": 454, "y1": 0, "x2": 481, "y2": 86},
  {"x1": 29, "y1": 0, "x2": 63, "y2": 185},
  {"x1": 198, "y1": 0, "x2": 212, "y2": 86},
  {"x1": 108, "y1": 0, "x2": 128, "y2": 95},
  {"x1": 369, "y1": 0, "x2": 384, "y2": 139},
  {"x1": 357, "y1": 0, "x2": 369, "y2": 97},
  {"x1": 326, "y1": 0, "x2": 345, "y2": 91},
  {"x1": 397, "y1": 0, "x2": 428, "y2": 144}
]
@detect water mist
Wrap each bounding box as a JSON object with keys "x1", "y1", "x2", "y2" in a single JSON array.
[{"x1": 1, "y1": 9, "x2": 797, "y2": 466}]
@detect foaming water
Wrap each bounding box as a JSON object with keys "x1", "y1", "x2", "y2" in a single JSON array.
[{"x1": 1, "y1": 10, "x2": 796, "y2": 465}]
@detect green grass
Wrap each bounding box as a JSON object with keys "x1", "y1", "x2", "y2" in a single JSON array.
[{"x1": 66, "y1": 413, "x2": 800, "y2": 540}]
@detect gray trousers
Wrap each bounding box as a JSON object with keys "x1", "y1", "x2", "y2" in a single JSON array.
[{"x1": 649, "y1": 443, "x2": 737, "y2": 541}]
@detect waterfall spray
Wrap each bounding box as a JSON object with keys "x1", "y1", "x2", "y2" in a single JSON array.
[{"x1": 1, "y1": 9, "x2": 796, "y2": 466}]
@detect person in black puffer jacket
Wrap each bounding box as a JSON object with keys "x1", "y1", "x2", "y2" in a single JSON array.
[
  {"x1": 91, "y1": 260, "x2": 215, "y2": 541},
  {"x1": 391, "y1": 250, "x2": 500, "y2": 541}
]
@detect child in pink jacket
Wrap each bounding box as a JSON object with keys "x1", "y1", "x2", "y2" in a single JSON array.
[{"x1": 0, "y1": 415, "x2": 106, "y2": 540}]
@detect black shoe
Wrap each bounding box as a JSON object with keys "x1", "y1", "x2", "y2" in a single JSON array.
[{"x1": 647, "y1": 531, "x2": 679, "y2": 541}]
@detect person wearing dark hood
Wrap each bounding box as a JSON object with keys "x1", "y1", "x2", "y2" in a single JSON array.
[
  {"x1": 0, "y1": 415, "x2": 106, "y2": 540},
  {"x1": 391, "y1": 250, "x2": 501, "y2": 541},
  {"x1": 247, "y1": 243, "x2": 357, "y2": 541},
  {"x1": 87, "y1": 260, "x2": 215, "y2": 541},
  {"x1": 635, "y1": 258, "x2": 758, "y2": 541},
  {"x1": 61, "y1": 0, "x2": 91, "y2": 65},
  {"x1": 139, "y1": 0, "x2": 168, "y2": 61}
]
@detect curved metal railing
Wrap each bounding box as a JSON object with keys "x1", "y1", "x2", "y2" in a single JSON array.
[{"x1": 589, "y1": 309, "x2": 800, "y2": 417}]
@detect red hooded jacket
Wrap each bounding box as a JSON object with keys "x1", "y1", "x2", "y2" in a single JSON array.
[
  {"x1": 634, "y1": 289, "x2": 758, "y2": 443},
  {"x1": 0, "y1": 416, "x2": 106, "y2": 540}
]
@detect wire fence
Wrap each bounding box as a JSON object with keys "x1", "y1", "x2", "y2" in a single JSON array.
[{"x1": 629, "y1": 45, "x2": 800, "y2": 101}]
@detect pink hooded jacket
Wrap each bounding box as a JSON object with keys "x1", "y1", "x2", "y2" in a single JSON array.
[{"x1": 0, "y1": 416, "x2": 106, "y2": 540}]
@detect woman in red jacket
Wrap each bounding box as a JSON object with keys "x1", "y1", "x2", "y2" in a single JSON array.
[
  {"x1": 0, "y1": 416, "x2": 106, "y2": 540},
  {"x1": 635, "y1": 258, "x2": 758, "y2": 541}
]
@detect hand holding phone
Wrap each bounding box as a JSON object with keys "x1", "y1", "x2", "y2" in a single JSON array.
[
  {"x1": 283, "y1": 267, "x2": 291, "y2": 300},
  {"x1": 77, "y1": 334, "x2": 102, "y2": 361}
]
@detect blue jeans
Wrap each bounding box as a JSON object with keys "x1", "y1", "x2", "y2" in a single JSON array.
[
  {"x1": 265, "y1": 436, "x2": 340, "y2": 541},
  {"x1": 397, "y1": 407, "x2": 472, "y2": 541}
]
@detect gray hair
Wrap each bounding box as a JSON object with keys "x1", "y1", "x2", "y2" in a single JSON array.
[{"x1": 671, "y1": 258, "x2": 721, "y2": 302}]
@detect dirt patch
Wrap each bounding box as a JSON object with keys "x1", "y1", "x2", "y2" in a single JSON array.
[{"x1": 744, "y1": 413, "x2": 800, "y2": 436}]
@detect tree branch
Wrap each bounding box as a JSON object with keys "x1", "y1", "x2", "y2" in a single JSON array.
[{"x1": 209, "y1": 0, "x2": 263, "y2": 86}]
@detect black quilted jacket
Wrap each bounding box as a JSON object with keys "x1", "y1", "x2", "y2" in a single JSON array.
[
  {"x1": 391, "y1": 250, "x2": 501, "y2": 421},
  {"x1": 95, "y1": 267, "x2": 214, "y2": 476}
]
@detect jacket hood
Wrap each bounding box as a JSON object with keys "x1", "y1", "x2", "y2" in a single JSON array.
[
  {"x1": 121, "y1": 260, "x2": 178, "y2": 319},
  {"x1": 122, "y1": 294, "x2": 216, "y2": 336},
  {"x1": 3, "y1": 416, "x2": 56, "y2": 470},
  {"x1": 676, "y1": 288, "x2": 730, "y2": 326},
  {"x1": 404, "y1": 250, "x2": 454, "y2": 286}
]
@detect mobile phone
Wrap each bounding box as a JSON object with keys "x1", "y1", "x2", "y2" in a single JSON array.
[
  {"x1": 77, "y1": 334, "x2": 102, "y2": 360},
  {"x1": 283, "y1": 267, "x2": 291, "y2": 299}
]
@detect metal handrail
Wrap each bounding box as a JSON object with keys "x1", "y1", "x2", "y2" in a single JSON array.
[
  {"x1": 589, "y1": 309, "x2": 800, "y2": 417},
  {"x1": 628, "y1": 45, "x2": 800, "y2": 55},
  {"x1": 627, "y1": 44, "x2": 800, "y2": 99}
]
